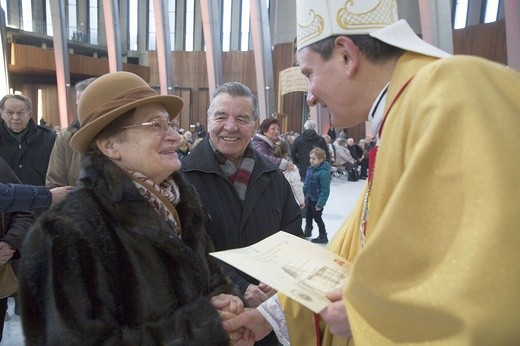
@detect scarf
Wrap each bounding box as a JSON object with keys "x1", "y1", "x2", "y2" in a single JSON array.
[
  {"x1": 213, "y1": 144, "x2": 255, "y2": 201},
  {"x1": 126, "y1": 170, "x2": 182, "y2": 237}
]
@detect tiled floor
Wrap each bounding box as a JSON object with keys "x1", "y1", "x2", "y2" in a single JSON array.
[{"x1": 0, "y1": 175, "x2": 365, "y2": 345}]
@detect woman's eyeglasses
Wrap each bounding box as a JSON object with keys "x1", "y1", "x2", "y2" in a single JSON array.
[{"x1": 122, "y1": 118, "x2": 175, "y2": 133}]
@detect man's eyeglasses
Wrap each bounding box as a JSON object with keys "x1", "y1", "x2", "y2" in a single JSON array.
[{"x1": 122, "y1": 118, "x2": 175, "y2": 133}]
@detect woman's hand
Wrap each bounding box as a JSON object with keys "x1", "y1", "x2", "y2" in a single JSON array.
[
  {"x1": 211, "y1": 294, "x2": 244, "y2": 315},
  {"x1": 213, "y1": 295, "x2": 253, "y2": 345},
  {"x1": 0, "y1": 241, "x2": 15, "y2": 265},
  {"x1": 50, "y1": 186, "x2": 74, "y2": 204},
  {"x1": 223, "y1": 308, "x2": 272, "y2": 343}
]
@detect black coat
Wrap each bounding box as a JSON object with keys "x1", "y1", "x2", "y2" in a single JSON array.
[
  {"x1": 182, "y1": 138, "x2": 303, "y2": 294},
  {"x1": 19, "y1": 154, "x2": 237, "y2": 345},
  {"x1": 291, "y1": 129, "x2": 330, "y2": 179},
  {"x1": 0, "y1": 119, "x2": 56, "y2": 186}
]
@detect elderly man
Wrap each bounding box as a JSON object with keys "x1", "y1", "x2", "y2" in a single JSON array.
[
  {"x1": 46, "y1": 77, "x2": 96, "y2": 188},
  {"x1": 291, "y1": 119, "x2": 330, "y2": 180},
  {"x1": 182, "y1": 81, "x2": 302, "y2": 346},
  {"x1": 0, "y1": 95, "x2": 55, "y2": 187},
  {"x1": 224, "y1": 0, "x2": 520, "y2": 344}
]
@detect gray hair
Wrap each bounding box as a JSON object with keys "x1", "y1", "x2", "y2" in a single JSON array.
[
  {"x1": 0, "y1": 94, "x2": 32, "y2": 111},
  {"x1": 207, "y1": 82, "x2": 259, "y2": 120},
  {"x1": 304, "y1": 120, "x2": 317, "y2": 130},
  {"x1": 75, "y1": 77, "x2": 97, "y2": 93}
]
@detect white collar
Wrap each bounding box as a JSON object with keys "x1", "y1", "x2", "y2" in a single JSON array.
[{"x1": 368, "y1": 83, "x2": 390, "y2": 145}]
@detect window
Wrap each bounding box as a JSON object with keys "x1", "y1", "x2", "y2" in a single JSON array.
[
  {"x1": 169, "y1": 0, "x2": 176, "y2": 49},
  {"x1": 222, "y1": 0, "x2": 231, "y2": 51},
  {"x1": 148, "y1": 2, "x2": 156, "y2": 50},
  {"x1": 453, "y1": 0, "x2": 469, "y2": 29},
  {"x1": 46, "y1": 0, "x2": 52, "y2": 36},
  {"x1": 22, "y1": 0, "x2": 33, "y2": 31},
  {"x1": 240, "y1": 0, "x2": 250, "y2": 51},
  {"x1": 484, "y1": 0, "x2": 500, "y2": 23},
  {"x1": 129, "y1": 0, "x2": 138, "y2": 50},
  {"x1": 185, "y1": 0, "x2": 195, "y2": 51},
  {"x1": 68, "y1": 0, "x2": 77, "y2": 40},
  {"x1": 89, "y1": 0, "x2": 98, "y2": 44}
]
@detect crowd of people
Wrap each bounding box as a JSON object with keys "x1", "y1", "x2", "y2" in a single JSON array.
[{"x1": 1, "y1": 0, "x2": 520, "y2": 344}]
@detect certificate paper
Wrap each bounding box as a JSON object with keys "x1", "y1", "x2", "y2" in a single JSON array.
[{"x1": 210, "y1": 231, "x2": 350, "y2": 313}]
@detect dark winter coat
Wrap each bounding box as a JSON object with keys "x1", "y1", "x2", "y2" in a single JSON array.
[
  {"x1": 182, "y1": 138, "x2": 303, "y2": 294},
  {"x1": 19, "y1": 154, "x2": 237, "y2": 345},
  {"x1": 0, "y1": 157, "x2": 33, "y2": 261},
  {"x1": 291, "y1": 129, "x2": 330, "y2": 179},
  {"x1": 0, "y1": 119, "x2": 56, "y2": 186}
]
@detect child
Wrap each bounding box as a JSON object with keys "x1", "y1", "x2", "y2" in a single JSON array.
[
  {"x1": 303, "y1": 148, "x2": 331, "y2": 244},
  {"x1": 273, "y1": 141, "x2": 305, "y2": 209}
]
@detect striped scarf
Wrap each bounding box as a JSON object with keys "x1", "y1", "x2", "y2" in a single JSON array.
[
  {"x1": 213, "y1": 144, "x2": 255, "y2": 201},
  {"x1": 126, "y1": 170, "x2": 182, "y2": 237}
]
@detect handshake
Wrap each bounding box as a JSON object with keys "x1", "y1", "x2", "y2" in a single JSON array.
[{"x1": 211, "y1": 283, "x2": 276, "y2": 346}]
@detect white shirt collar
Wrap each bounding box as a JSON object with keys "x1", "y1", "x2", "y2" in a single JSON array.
[{"x1": 368, "y1": 83, "x2": 390, "y2": 145}]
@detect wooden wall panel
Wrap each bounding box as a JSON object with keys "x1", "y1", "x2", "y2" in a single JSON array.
[
  {"x1": 273, "y1": 42, "x2": 301, "y2": 133},
  {"x1": 10, "y1": 43, "x2": 149, "y2": 81},
  {"x1": 149, "y1": 51, "x2": 208, "y2": 89},
  {"x1": 341, "y1": 123, "x2": 366, "y2": 143},
  {"x1": 194, "y1": 88, "x2": 209, "y2": 128},
  {"x1": 272, "y1": 42, "x2": 295, "y2": 102},
  {"x1": 222, "y1": 50, "x2": 256, "y2": 89},
  {"x1": 177, "y1": 88, "x2": 192, "y2": 131},
  {"x1": 38, "y1": 84, "x2": 60, "y2": 127},
  {"x1": 453, "y1": 19, "x2": 507, "y2": 65},
  {"x1": 282, "y1": 92, "x2": 304, "y2": 134},
  {"x1": 173, "y1": 51, "x2": 208, "y2": 89}
]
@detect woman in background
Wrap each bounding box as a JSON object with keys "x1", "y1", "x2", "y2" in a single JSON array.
[{"x1": 273, "y1": 141, "x2": 305, "y2": 210}]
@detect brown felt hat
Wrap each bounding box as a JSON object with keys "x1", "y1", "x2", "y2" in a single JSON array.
[{"x1": 70, "y1": 71, "x2": 183, "y2": 154}]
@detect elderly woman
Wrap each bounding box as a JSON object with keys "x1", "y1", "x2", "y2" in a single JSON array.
[
  {"x1": 251, "y1": 118, "x2": 295, "y2": 172},
  {"x1": 18, "y1": 72, "x2": 249, "y2": 345}
]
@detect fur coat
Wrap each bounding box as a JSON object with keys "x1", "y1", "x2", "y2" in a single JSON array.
[{"x1": 19, "y1": 154, "x2": 238, "y2": 345}]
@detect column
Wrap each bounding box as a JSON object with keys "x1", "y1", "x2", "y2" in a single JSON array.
[
  {"x1": 505, "y1": 0, "x2": 520, "y2": 71},
  {"x1": 50, "y1": 0, "x2": 73, "y2": 127},
  {"x1": 102, "y1": 0, "x2": 123, "y2": 71},
  {"x1": 152, "y1": 0, "x2": 174, "y2": 95},
  {"x1": 0, "y1": 6, "x2": 9, "y2": 96},
  {"x1": 200, "y1": 0, "x2": 223, "y2": 95},
  {"x1": 418, "y1": 0, "x2": 454, "y2": 54},
  {"x1": 250, "y1": 0, "x2": 275, "y2": 119}
]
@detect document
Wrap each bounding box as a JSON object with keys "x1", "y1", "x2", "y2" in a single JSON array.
[{"x1": 210, "y1": 231, "x2": 350, "y2": 313}]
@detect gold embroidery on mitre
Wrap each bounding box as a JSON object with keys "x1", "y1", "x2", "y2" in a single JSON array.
[
  {"x1": 337, "y1": 0, "x2": 397, "y2": 30},
  {"x1": 297, "y1": 10, "x2": 324, "y2": 47}
]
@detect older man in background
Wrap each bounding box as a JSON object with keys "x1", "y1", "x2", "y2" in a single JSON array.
[
  {"x1": 182, "y1": 81, "x2": 302, "y2": 346},
  {"x1": 46, "y1": 77, "x2": 96, "y2": 188},
  {"x1": 291, "y1": 119, "x2": 330, "y2": 180},
  {"x1": 0, "y1": 95, "x2": 55, "y2": 188}
]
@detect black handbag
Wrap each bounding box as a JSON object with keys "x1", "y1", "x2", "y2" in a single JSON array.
[{"x1": 348, "y1": 168, "x2": 359, "y2": 181}]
